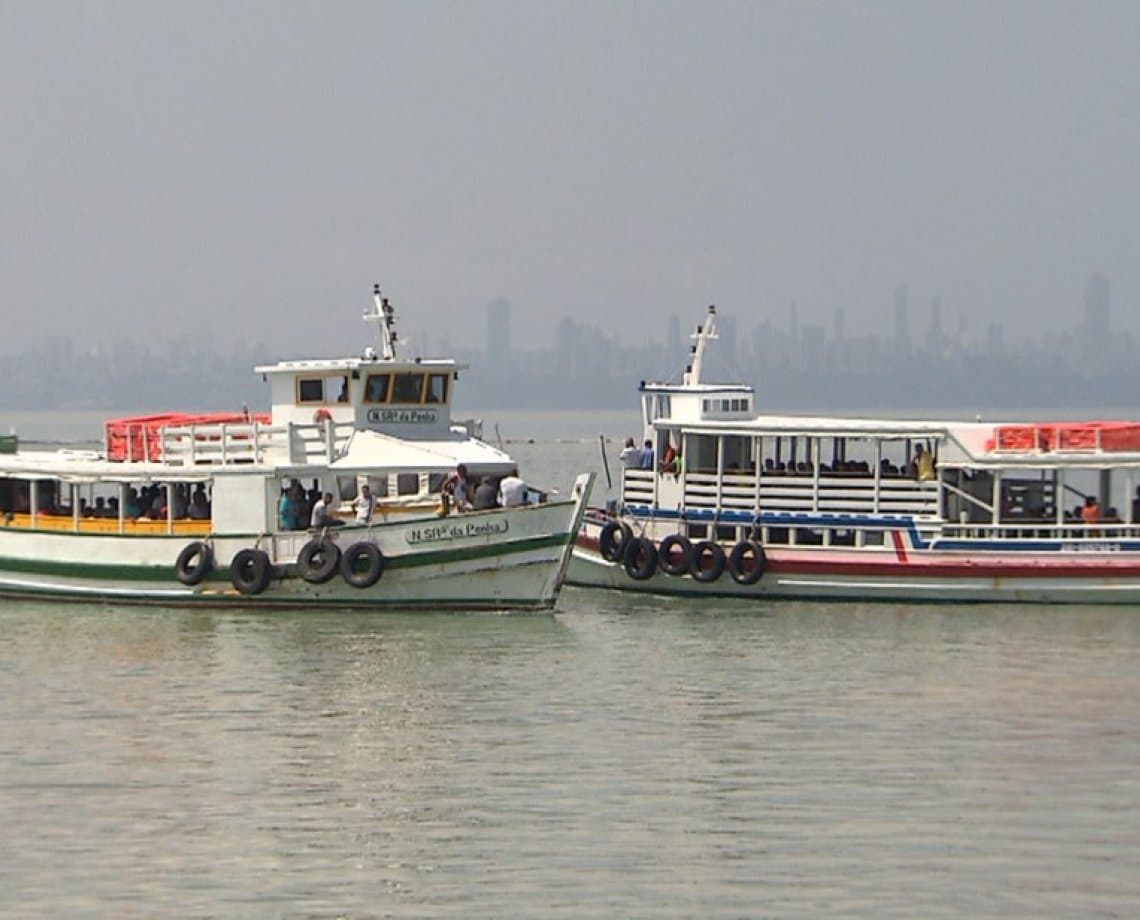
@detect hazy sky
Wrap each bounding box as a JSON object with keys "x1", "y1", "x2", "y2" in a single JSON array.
[{"x1": 2, "y1": 1, "x2": 1138, "y2": 357}]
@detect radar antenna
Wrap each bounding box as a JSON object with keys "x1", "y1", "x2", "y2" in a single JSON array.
[
  {"x1": 684, "y1": 305, "x2": 718, "y2": 385},
  {"x1": 363, "y1": 283, "x2": 399, "y2": 360}
]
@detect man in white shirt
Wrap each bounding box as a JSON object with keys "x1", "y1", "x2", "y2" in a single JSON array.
[
  {"x1": 498, "y1": 471, "x2": 527, "y2": 507},
  {"x1": 353, "y1": 483, "x2": 375, "y2": 524},
  {"x1": 310, "y1": 491, "x2": 344, "y2": 528}
]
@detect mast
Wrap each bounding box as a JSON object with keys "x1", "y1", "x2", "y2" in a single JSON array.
[
  {"x1": 683, "y1": 305, "x2": 718, "y2": 386},
  {"x1": 363, "y1": 283, "x2": 399, "y2": 360}
]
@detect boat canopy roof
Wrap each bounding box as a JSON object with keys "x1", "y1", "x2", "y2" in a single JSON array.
[{"x1": 329, "y1": 429, "x2": 514, "y2": 473}]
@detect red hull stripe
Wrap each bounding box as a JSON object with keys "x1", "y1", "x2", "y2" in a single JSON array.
[{"x1": 575, "y1": 535, "x2": 1140, "y2": 580}]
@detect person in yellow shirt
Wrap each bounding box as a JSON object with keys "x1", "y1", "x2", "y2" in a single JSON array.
[{"x1": 914, "y1": 443, "x2": 935, "y2": 481}]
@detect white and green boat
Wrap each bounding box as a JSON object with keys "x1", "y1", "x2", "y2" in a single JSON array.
[{"x1": 0, "y1": 287, "x2": 593, "y2": 610}]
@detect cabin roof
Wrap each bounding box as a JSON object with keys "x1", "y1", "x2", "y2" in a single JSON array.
[
  {"x1": 255, "y1": 356, "x2": 463, "y2": 374},
  {"x1": 329, "y1": 429, "x2": 514, "y2": 472}
]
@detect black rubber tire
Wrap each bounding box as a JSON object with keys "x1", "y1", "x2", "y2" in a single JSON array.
[
  {"x1": 599, "y1": 520, "x2": 633, "y2": 563},
  {"x1": 689, "y1": 540, "x2": 726, "y2": 583},
  {"x1": 341, "y1": 542, "x2": 385, "y2": 589},
  {"x1": 657, "y1": 534, "x2": 692, "y2": 577},
  {"x1": 230, "y1": 547, "x2": 272, "y2": 595},
  {"x1": 623, "y1": 535, "x2": 658, "y2": 581},
  {"x1": 175, "y1": 540, "x2": 213, "y2": 586},
  {"x1": 728, "y1": 539, "x2": 766, "y2": 585},
  {"x1": 297, "y1": 538, "x2": 341, "y2": 584}
]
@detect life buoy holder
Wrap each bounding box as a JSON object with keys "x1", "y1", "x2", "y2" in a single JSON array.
[
  {"x1": 341, "y1": 542, "x2": 385, "y2": 589},
  {"x1": 623, "y1": 535, "x2": 657, "y2": 581},
  {"x1": 297, "y1": 538, "x2": 341, "y2": 584},
  {"x1": 175, "y1": 540, "x2": 213, "y2": 586},
  {"x1": 599, "y1": 520, "x2": 633, "y2": 563},
  {"x1": 727, "y1": 539, "x2": 766, "y2": 585},
  {"x1": 689, "y1": 540, "x2": 726, "y2": 582},
  {"x1": 230, "y1": 547, "x2": 272, "y2": 595},
  {"x1": 313, "y1": 408, "x2": 333, "y2": 424},
  {"x1": 657, "y1": 534, "x2": 692, "y2": 577}
]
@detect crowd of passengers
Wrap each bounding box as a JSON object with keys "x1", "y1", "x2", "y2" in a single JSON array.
[{"x1": 2, "y1": 481, "x2": 211, "y2": 521}]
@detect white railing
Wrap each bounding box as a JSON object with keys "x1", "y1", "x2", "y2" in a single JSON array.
[
  {"x1": 153, "y1": 420, "x2": 353, "y2": 466},
  {"x1": 620, "y1": 467, "x2": 941, "y2": 517}
]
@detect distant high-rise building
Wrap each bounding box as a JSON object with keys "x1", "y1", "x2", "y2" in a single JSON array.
[
  {"x1": 485, "y1": 296, "x2": 511, "y2": 361},
  {"x1": 667, "y1": 313, "x2": 681, "y2": 364},
  {"x1": 718, "y1": 314, "x2": 738, "y2": 369},
  {"x1": 893, "y1": 286, "x2": 910, "y2": 353},
  {"x1": 926, "y1": 295, "x2": 943, "y2": 355},
  {"x1": 1083, "y1": 273, "x2": 1110, "y2": 342}
]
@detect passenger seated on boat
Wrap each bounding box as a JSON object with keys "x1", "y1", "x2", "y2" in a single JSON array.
[
  {"x1": 1081, "y1": 496, "x2": 1101, "y2": 537},
  {"x1": 473, "y1": 477, "x2": 498, "y2": 510},
  {"x1": 124, "y1": 488, "x2": 142, "y2": 520},
  {"x1": 108, "y1": 497, "x2": 120, "y2": 519},
  {"x1": 659, "y1": 443, "x2": 681, "y2": 477},
  {"x1": 92, "y1": 497, "x2": 108, "y2": 518},
  {"x1": 763, "y1": 458, "x2": 775, "y2": 475},
  {"x1": 911, "y1": 444, "x2": 936, "y2": 481},
  {"x1": 188, "y1": 490, "x2": 210, "y2": 521},
  {"x1": 278, "y1": 482, "x2": 300, "y2": 529},
  {"x1": 499, "y1": 471, "x2": 527, "y2": 507},
  {"x1": 443, "y1": 464, "x2": 473, "y2": 512},
  {"x1": 310, "y1": 491, "x2": 344, "y2": 528}
]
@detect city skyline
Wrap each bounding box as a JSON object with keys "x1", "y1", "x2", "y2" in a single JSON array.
[{"x1": 2, "y1": 271, "x2": 1136, "y2": 414}]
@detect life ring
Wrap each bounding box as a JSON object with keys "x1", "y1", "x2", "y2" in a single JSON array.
[
  {"x1": 341, "y1": 542, "x2": 385, "y2": 588},
  {"x1": 657, "y1": 534, "x2": 692, "y2": 577},
  {"x1": 599, "y1": 520, "x2": 633, "y2": 563},
  {"x1": 297, "y1": 538, "x2": 341, "y2": 583},
  {"x1": 689, "y1": 540, "x2": 726, "y2": 582},
  {"x1": 230, "y1": 547, "x2": 272, "y2": 595},
  {"x1": 313, "y1": 407, "x2": 332, "y2": 424},
  {"x1": 174, "y1": 540, "x2": 213, "y2": 586},
  {"x1": 728, "y1": 539, "x2": 766, "y2": 585},
  {"x1": 623, "y1": 535, "x2": 657, "y2": 581}
]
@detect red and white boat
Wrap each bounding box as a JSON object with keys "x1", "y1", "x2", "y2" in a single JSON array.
[{"x1": 569, "y1": 305, "x2": 1140, "y2": 604}]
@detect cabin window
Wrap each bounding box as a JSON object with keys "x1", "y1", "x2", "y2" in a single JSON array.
[
  {"x1": 425, "y1": 374, "x2": 449, "y2": 404},
  {"x1": 428, "y1": 472, "x2": 448, "y2": 494},
  {"x1": 689, "y1": 435, "x2": 718, "y2": 473},
  {"x1": 723, "y1": 436, "x2": 754, "y2": 473},
  {"x1": 396, "y1": 473, "x2": 419, "y2": 495},
  {"x1": 364, "y1": 373, "x2": 391, "y2": 403},
  {"x1": 391, "y1": 373, "x2": 425, "y2": 404},
  {"x1": 298, "y1": 377, "x2": 325, "y2": 403}
]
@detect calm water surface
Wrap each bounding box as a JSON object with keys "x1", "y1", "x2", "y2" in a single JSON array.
[{"x1": 1, "y1": 411, "x2": 1139, "y2": 916}]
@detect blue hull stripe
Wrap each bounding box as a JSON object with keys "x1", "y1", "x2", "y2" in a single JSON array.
[{"x1": 620, "y1": 504, "x2": 1140, "y2": 554}]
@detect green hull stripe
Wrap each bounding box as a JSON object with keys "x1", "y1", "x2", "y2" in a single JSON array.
[{"x1": 0, "y1": 582, "x2": 555, "y2": 610}]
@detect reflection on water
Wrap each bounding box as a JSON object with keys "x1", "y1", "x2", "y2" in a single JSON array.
[
  {"x1": 2, "y1": 412, "x2": 1140, "y2": 915},
  {"x1": 2, "y1": 597, "x2": 1138, "y2": 916}
]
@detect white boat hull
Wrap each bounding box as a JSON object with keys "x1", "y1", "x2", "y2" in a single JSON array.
[
  {"x1": 0, "y1": 475, "x2": 593, "y2": 611},
  {"x1": 569, "y1": 524, "x2": 1140, "y2": 605}
]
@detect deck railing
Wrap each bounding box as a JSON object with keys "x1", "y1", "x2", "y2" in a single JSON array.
[
  {"x1": 124, "y1": 420, "x2": 355, "y2": 466},
  {"x1": 622, "y1": 468, "x2": 940, "y2": 517}
]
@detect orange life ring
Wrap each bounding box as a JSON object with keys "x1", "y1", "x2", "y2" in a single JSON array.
[{"x1": 313, "y1": 408, "x2": 333, "y2": 424}]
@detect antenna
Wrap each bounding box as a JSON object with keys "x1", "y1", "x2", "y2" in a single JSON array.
[
  {"x1": 363, "y1": 283, "x2": 399, "y2": 360},
  {"x1": 684, "y1": 304, "x2": 718, "y2": 385}
]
